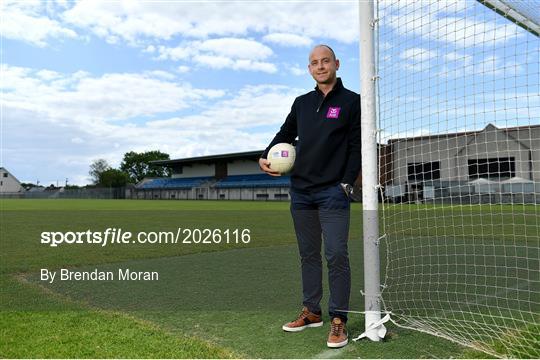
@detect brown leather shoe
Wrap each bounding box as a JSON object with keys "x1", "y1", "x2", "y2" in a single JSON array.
[
  {"x1": 282, "y1": 307, "x2": 323, "y2": 332},
  {"x1": 327, "y1": 317, "x2": 348, "y2": 348}
]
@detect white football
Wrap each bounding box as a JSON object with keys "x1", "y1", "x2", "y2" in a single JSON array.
[{"x1": 268, "y1": 143, "x2": 296, "y2": 174}]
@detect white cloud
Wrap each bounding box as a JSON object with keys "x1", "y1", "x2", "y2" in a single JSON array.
[
  {"x1": 36, "y1": 69, "x2": 62, "y2": 81},
  {"x1": 289, "y1": 65, "x2": 306, "y2": 76},
  {"x1": 199, "y1": 38, "x2": 273, "y2": 60},
  {"x1": 144, "y1": 70, "x2": 177, "y2": 80},
  {"x1": 54, "y1": 0, "x2": 70, "y2": 9},
  {"x1": 59, "y1": 0, "x2": 522, "y2": 51},
  {"x1": 397, "y1": 47, "x2": 438, "y2": 72},
  {"x1": 0, "y1": 0, "x2": 77, "y2": 47},
  {"x1": 157, "y1": 38, "x2": 277, "y2": 73},
  {"x1": 434, "y1": 52, "x2": 524, "y2": 79},
  {"x1": 469, "y1": 55, "x2": 523, "y2": 78},
  {"x1": 1, "y1": 64, "x2": 303, "y2": 185},
  {"x1": 443, "y1": 52, "x2": 472, "y2": 64},
  {"x1": 193, "y1": 55, "x2": 277, "y2": 73},
  {"x1": 148, "y1": 84, "x2": 301, "y2": 130},
  {"x1": 61, "y1": 1, "x2": 360, "y2": 45},
  {"x1": 400, "y1": 48, "x2": 437, "y2": 62},
  {"x1": 4, "y1": 1, "x2": 524, "y2": 60},
  {"x1": 476, "y1": 55, "x2": 503, "y2": 76},
  {"x1": 62, "y1": 1, "x2": 191, "y2": 45},
  {"x1": 1, "y1": 64, "x2": 225, "y2": 122},
  {"x1": 156, "y1": 43, "x2": 196, "y2": 61},
  {"x1": 384, "y1": 2, "x2": 521, "y2": 48},
  {"x1": 176, "y1": 65, "x2": 190, "y2": 73},
  {"x1": 263, "y1": 33, "x2": 313, "y2": 47}
]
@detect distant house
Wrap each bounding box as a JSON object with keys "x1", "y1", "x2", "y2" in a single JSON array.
[{"x1": 0, "y1": 167, "x2": 24, "y2": 193}]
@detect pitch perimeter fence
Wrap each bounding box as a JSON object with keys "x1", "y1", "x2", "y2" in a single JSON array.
[{"x1": 1, "y1": 187, "x2": 127, "y2": 199}]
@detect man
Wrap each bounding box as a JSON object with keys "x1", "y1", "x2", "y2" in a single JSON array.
[{"x1": 259, "y1": 44, "x2": 361, "y2": 348}]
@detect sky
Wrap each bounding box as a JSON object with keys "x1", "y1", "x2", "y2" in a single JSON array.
[{"x1": 1, "y1": 0, "x2": 538, "y2": 186}]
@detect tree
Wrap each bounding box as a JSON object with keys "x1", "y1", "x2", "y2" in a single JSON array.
[
  {"x1": 120, "y1": 151, "x2": 170, "y2": 183},
  {"x1": 21, "y1": 182, "x2": 39, "y2": 190},
  {"x1": 64, "y1": 185, "x2": 81, "y2": 190},
  {"x1": 89, "y1": 159, "x2": 111, "y2": 184},
  {"x1": 98, "y1": 169, "x2": 130, "y2": 188}
]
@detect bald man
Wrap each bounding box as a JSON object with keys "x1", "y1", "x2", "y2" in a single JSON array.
[{"x1": 260, "y1": 44, "x2": 361, "y2": 348}]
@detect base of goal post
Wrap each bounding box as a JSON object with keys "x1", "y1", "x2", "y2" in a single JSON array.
[{"x1": 353, "y1": 312, "x2": 391, "y2": 342}]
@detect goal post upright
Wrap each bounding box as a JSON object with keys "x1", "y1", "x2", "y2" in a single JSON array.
[{"x1": 358, "y1": 0, "x2": 383, "y2": 342}]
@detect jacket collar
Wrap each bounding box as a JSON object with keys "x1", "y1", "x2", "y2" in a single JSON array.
[{"x1": 314, "y1": 77, "x2": 343, "y2": 95}]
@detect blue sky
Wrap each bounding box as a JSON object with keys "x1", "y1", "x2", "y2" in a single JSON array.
[{"x1": 1, "y1": 0, "x2": 538, "y2": 185}]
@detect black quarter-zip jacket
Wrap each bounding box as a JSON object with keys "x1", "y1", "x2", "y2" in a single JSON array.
[{"x1": 262, "y1": 78, "x2": 361, "y2": 191}]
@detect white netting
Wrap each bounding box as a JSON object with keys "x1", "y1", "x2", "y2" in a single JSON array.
[{"x1": 375, "y1": 0, "x2": 539, "y2": 357}]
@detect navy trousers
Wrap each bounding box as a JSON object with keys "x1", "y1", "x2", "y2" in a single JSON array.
[{"x1": 290, "y1": 183, "x2": 351, "y2": 322}]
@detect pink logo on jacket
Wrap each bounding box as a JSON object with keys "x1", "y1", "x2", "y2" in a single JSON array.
[{"x1": 326, "y1": 107, "x2": 341, "y2": 119}]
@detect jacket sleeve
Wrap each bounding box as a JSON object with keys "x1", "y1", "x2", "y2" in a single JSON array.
[
  {"x1": 341, "y1": 96, "x2": 362, "y2": 185},
  {"x1": 260, "y1": 99, "x2": 298, "y2": 159}
]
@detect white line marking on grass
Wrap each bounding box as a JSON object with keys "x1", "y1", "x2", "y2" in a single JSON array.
[{"x1": 314, "y1": 347, "x2": 348, "y2": 359}]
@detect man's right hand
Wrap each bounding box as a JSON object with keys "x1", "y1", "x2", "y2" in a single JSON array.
[{"x1": 259, "y1": 158, "x2": 281, "y2": 177}]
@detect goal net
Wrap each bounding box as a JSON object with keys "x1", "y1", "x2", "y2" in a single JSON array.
[{"x1": 375, "y1": 0, "x2": 539, "y2": 357}]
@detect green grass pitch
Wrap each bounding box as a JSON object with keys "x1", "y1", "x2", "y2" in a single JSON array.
[{"x1": 1, "y1": 199, "x2": 536, "y2": 358}]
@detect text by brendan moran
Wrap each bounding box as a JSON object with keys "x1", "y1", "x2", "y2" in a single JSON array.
[{"x1": 40, "y1": 268, "x2": 159, "y2": 284}]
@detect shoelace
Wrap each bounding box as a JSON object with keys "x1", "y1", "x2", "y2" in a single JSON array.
[
  {"x1": 331, "y1": 321, "x2": 343, "y2": 337},
  {"x1": 296, "y1": 308, "x2": 310, "y2": 321}
]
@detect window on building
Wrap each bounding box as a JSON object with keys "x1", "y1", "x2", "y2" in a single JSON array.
[
  {"x1": 407, "y1": 161, "x2": 440, "y2": 181},
  {"x1": 2, "y1": 173, "x2": 7, "y2": 177},
  {"x1": 468, "y1": 157, "x2": 515, "y2": 179}
]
